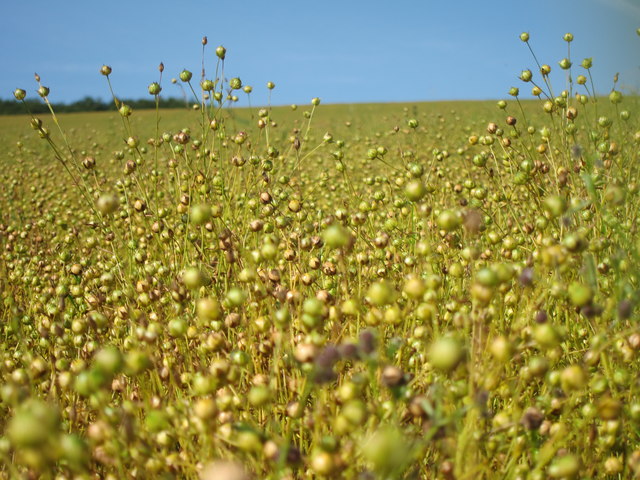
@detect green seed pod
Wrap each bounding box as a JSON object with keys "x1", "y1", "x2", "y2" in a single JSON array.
[
  {"x1": 190, "y1": 203, "x2": 212, "y2": 225},
  {"x1": 405, "y1": 180, "x2": 427, "y2": 202},
  {"x1": 533, "y1": 324, "x2": 561, "y2": 348},
  {"x1": 96, "y1": 193, "x2": 119, "y2": 215},
  {"x1": 428, "y1": 336, "x2": 464, "y2": 372},
  {"x1": 236, "y1": 430, "x2": 262, "y2": 453},
  {"x1": 58, "y1": 434, "x2": 89, "y2": 471},
  {"x1": 226, "y1": 287, "x2": 247, "y2": 308},
  {"x1": 489, "y1": 335, "x2": 512, "y2": 362},
  {"x1": 197, "y1": 297, "x2": 221, "y2": 323},
  {"x1": 93, "y1": 346, "x2": 123, "y2": 378},
  {"x1": 179, "y1": 69, "x2": 193, "y2": 82},
  {"x1": 476, "y1": 268, "x2": 499, "y2": 287},
  {"x1": 543, "y1": 195, "x2": 567, "y2": 218},
  {"x1": 8, "y1": 399, "x2": 60, "y2": 448},
  {"x1": 520, "y1": 32, "x2": 530, "y2": 42},
  {"x1": 310, "y1": 449, "x2": 335, "y2": 476},
  {"x1": 118, "y1": 103, "x2": 132, "y2": 117},
  {"x1": 323, "y1": 224, "x2": 349, "y2": 249},
  {"x1": 229, "y1": 77, "x2": 242, "y2": 90},
  {"x1": 609, "y1": 90, "x2": 622, "y2": 104},
  {"x1": 520, "y1": 70, "x2": 533, "y2": 82},
  {"x1": 193, "y1": 398, "x2": 217, "y2": 419},
  {"x1": 548, "y1": 455, "x2": 580, "y2": 479},
  {"x1": 145, "y1": 410, "x2": 169, "y2": 433},
  {"x1": 303, "y1": 297, "x2": 325, "y2": 317},
  {"x1": 201, "y1": 79, "x2": 214, "y2": 91},
  {"x1": 126, "y1": 350, "x2": 152, "y2": 375},
  {"x1": 13, "y1": 88, "x2": 26, "y2": 100},
  {"x1": 568, "y1": 282, "x2": 593, "y2": 307},
  {"x1": 342, "y1": 399, "x2": 367, "y2": 426},
  {"x1": 560, "y1": 364, "x2": 586, "y2": 391},
  {"x1": 182, "y1": 268, "x2": 209, "y2": 289},
  {"x1": 436, "y1": 209, "x2": 462, "y2": 231},
  {"x1": 528, "y1": 356, "x2": 549, "y2": 377},
  {"x1": 215, "y1": 45, "x2": 226, "y2": 59},
  {"x1": 598, "y1": 397, "x2": 622, "y2": 420},
  {"x1": 248, "y1": 385, "x2": 272, "y2": 407},
  {"x1": 604, "y1": 457, "x2": 623, "y2": 476},
  {"x1": 362, "y1": 427, "x2": 409, "y2": 473},
  {"x1": 168, "y1": 318, "x2": 188, "y2": 337},
  {"x1": 148, "y1": 82, "x2": 162, "y2": 95},
  {"x1": 403, "y1": 275, "x2": 426, "y2": 300},
  {"x1": 230, "y1": 350, "x2": 250, "y2": 366},
  {"x1": 367, "y1": 281, "x2": 396, "y2": 307}
]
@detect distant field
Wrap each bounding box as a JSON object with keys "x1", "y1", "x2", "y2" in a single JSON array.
[{"x1": 1, "y1": 88, "x2": 640, "y2": 479}]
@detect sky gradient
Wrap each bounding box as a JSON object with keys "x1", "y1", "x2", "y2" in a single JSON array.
[{"x1": 1, "y1": 0, "x2": 639, "y2": 107}]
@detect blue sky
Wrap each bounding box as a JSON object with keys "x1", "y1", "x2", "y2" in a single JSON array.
[{"x1": 1, "y1": 0, "x2": 638, "y2": 106}]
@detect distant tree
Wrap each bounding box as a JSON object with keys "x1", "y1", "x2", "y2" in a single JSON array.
[{"x1": 0, "y1": 96, "x2": 187, "y2": 115}]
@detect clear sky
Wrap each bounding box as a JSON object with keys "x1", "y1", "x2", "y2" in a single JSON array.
[{"x1": 1, "y1": 0, "x2": 638, "y2": 106}]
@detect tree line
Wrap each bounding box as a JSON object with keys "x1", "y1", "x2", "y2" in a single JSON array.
[{"x1": 0, "y1": 96, "x2": 188, "y2": 115}]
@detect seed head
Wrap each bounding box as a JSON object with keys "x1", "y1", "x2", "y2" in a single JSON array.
[
  {"x1": 381, "y1": 365, "x2": 406, "y2": 387},
  {"x1": 558, "y1": 58, "x2": 572, "y2": 70},
  {"x1": 520, "y1": 69, "x2": 532, "y2": 82},
  {"x1": 359, "y1": 329, "x2": 377, "y2": 355},
  {"x1": 201, "y1": 79, "x2": 214, "y2": 91},
  {"x1": 428, "y1": 336, "x2": 464, "y2": 372},
  {"x1": 609, "y1": 90, "x2": 623, "y2": 104},
  {"x1": 548, "y1": 455, "x2": 580, "y2": 479},
  {"x1": 215, "y1": 45, "x2": 226, "y2": 59},
  {"x1": 100, "y1": 65, "x2": 112, "y2": 76},
  {"x1": 182, "y1": 267, "x2": 209, "y2": 289},
  {"x1": 13, "y1": 88, "x2": 26, "y2": 100},
  {"x1": 563, "y1": 32, "x2": 574, "y2": 42},
  {"x1": 148, "y1": 82, "x2": 162, "y2": 95},
  {"x1": 179, "y1": 69, "x2": 193, "y2": 82},
  {"x1": 96, "y1": 193, "x2": 119, "y2": 215},
  {"x1": 118, "y1": 104, "x2": 132, "y2": 117},
  {"x1": 323, "y1": 224, "x2": 349, "y2": 249},
  {"x1": 405, "y1": 180, "x2": 427, "y2": 202},
  {"x1": 521, "y1": 407, "x2": 544, "y2": 430},
  {"x1": 519, "y1": 32, "x2": 530, "y2": 42}
]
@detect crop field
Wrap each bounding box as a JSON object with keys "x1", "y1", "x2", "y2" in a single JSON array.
[{"x1": 1, "y1": 34, "x2": 639, "y2": 479}]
